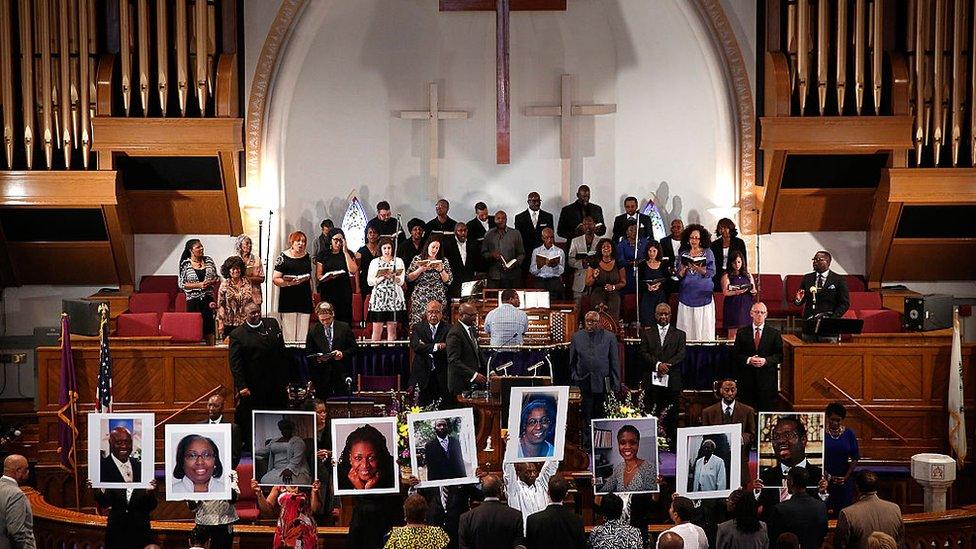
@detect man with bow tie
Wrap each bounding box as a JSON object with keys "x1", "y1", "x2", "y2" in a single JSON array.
[
  {"x1": 611, "y1": 196, "x2": 653, "y2": 243},
  {"x1": 793, "y1": 250, "x2": 850, "y2": 322},
  {"x1": 732, "y1": 302, "x2": 783, "y2": 412}
]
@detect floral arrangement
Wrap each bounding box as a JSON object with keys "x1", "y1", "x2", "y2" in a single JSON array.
[
  {"x1": 387, "y1": 388, "x2": 441, "y2": 465},
  {"x1": 605, "y1": 386, "x2": 673, "y2": 451}
]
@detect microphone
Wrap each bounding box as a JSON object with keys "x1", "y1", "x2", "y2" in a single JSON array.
[
  {"x1": 345, "y1": 377, "x2": 354, "y2": 394},
  {"x1": 494, "y1": 361, "x2": 514, "y2": 375},
  {"x1": 526, "y1": 360, "x2": 546, "y2": 373}
]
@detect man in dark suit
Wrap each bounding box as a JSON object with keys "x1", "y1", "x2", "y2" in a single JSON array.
[
  {"x1": 92, "y1": 480, "x2": 158, "y2": 548},
  {"x1": 834, "y1": 471, "x2": 904, "y2": 549},
  {"x1": 202, "y1": 393, "x2": 243, "y2": 468},
  {"x1": 759, "y1": 415, "x2": 824, "y2": 489},
  {"x1": 305, "y1": 300, "x2": 358, "y2": 398},
  {"x1": 100, "y1": 426, "x2": 142, "y2": 483},
  {"x1": 514, "y1": 192, "x2": 555, "y2": 267},
  {"x1": 611, "y1": 196, "x2": 654, "y2": 243},
  {"x1": 409, "y1": 301, "x2": 452, "y2": 404},
  {"x1": 659, "y1": 218, "x2": 684, "y2": 295},
  {"x1": 444, "y1": 222, "x2": 483, "y2": 298},
  {"x1": 229, "y1": 303, "x2": 291, "y2": 446},
  {"x1": 423, "y1": 418, "x2": 467, "y2": 481},
  {"x1": 731, "y1": 302, "x2": 784, "y2": 411},
  {"x1": 639, "y1": 303, "x2": 686, "y2": 440},
  {"x1": 446, "y1": 302, "x2": 488, "y2": 400},
  {"x1": 458, "y1": 475, "x2": 524, "y2": 549},
  {"x1": 466, "y1": 201, "x2": 492, "y2": 244},
  {"x1": 768, "y1": 467, "x2": 828, "y2": 549},
  {"x1": 556, "y1": 184, "x2": 606, "y2": 240},
  {"x1": 701, "y1": 378, "x2": 756, "y2": 487},
  {"x1": 427, "y1": 198, "x2": 459, "y2": 235},
  {"x1": 525, "y1": 475, "x2": 585, "y2": 549},
  {"x1": 792, "y1": 250, "x2": 850, "y2": 321}
]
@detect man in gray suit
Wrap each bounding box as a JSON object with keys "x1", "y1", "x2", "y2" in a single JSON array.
[
  {"x1": 570, "y1": 310, "x2": 621, "y2": 451},
  {"x1": 834, "y1": 471, "x2": 904, "y2": 549},
  {"x1": 1, "y1": 454, "x2": 36, "y2": 549}
]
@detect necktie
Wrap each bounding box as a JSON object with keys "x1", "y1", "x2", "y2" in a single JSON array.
[
  {"x1": 816, "y1": 274, "x2": 824, "y2": 289},
  {"x1": 531, "y1": 211, "x2": 538, "y2": 228},
  {"x1": 441, "y1": 438, "x2": 449, "y2": 452},
  {"x1": 326, "y1": 326, "x2": 333, "y2": 349},
  {"x1": 468, "y1": 326, "x2": 479, "y2": 349},
  {"x1": 754, "y1": 327, "x2": 761, "y2": 349},
  {"x1": 440, "y1": 486, "x2": 449, "y2": 509},
  {"x1": 660, "y1": 327, "x2": 667, "y2": 342},
  {"x1": 725, "y1": 406, "x2": 733, "y2": 419}
]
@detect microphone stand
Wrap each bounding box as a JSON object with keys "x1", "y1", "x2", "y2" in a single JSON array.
[
  {"x1": 633, "y1": 231, "x2": 641, "y2": 331},
  {"x1": 257, "y1": 219, "x2": 264, "y2": 313},
  {"x1": 264, "y1": 210, "x2": 273, "y2": 314}
]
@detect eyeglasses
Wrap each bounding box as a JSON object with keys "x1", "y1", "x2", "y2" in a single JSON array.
[
  {"x1": 184, "y1": 452, "x2": 215, "y2": 461},
  {"x1": 770, "y1": 431, "x2": 800, "y2": 443},
  {"x1": 525, "y1": 417, "x2": 551, "y2": 428},
  {"x1": 319, "y1": 310, "x2": 335, "y2": 316}
]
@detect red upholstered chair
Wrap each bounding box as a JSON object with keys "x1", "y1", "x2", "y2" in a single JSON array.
[
  {"x1": 845, "y1": 274, "x2": 867, "y2": 292},
  {"x1": 621, "y1": 293, "x2": 637, "y2": 323},
  {"x1": 235, "y1": 462, "x2": 261, "y2": 522},
  {"x1": 138, "y1": 275, "x2": 180, "y2": 309},
  {"x1": 757, "y1": 274, "x2": 789, "y2": 317},
  {"x1": 116, "y1": 313, "x2": 160, "y2": 337},
  {"x1": 159, "y1": 312, "x2": 203, "y2": 343},
  {"x1": 174, "y1": 292, "x2": 187, "y2": 312},
  {"x1": 712, "y1": 292, "x2": 725, "y2": 333},
  {"x1": 858, "y1": 309, "x2": 902, "y2": 333},
  {"x1": 848, "y1": 291, "x2": 883, "y2": 311},
  {"x1": 127, "y1": 292, "x2": 171, "y2": 314}
]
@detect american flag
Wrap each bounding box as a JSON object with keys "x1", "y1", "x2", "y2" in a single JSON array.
[{"x1": 95, "y1": 305, "x2": 113, "y2": 412}]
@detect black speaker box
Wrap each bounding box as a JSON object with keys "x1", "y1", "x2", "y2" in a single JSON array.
[{"x1": 903, "y1": 294, "x2": 953, "y2": 332}]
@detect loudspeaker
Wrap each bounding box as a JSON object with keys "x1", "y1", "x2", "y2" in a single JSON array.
[
  {"x1": 903, "y1": 294, "x2": 953, "y2": 332},
  {"x1": 62, "y1": 299, "x2": 106, "y2": 336}
]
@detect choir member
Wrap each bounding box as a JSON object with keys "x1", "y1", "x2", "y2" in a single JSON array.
[
  {"x1": 709, "y1": 218, "x2": 747, "y2": 291},
  {"x1": 557, "y1": 184, "x2": 606, "y2": 240},
  {"x1": 178, "y1": 238, "x2": 220, "y2": 340},
  {"x1": 272, "y1": 231, "x2": 314, "y2": 314},
  {"x1": 675, "y1": 224, "x2": 716, "y2": 341}
]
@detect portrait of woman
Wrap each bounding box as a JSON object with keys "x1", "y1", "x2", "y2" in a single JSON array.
[
  {"x1": 517, "y1": 396, "x2": 556, "y2": 458},
  {"x1": 593, "y1": 422, "x2": 659, "y2": 495},
  {"x1": 255, "y1": 418, "x2": 313, "y2": 486},
  {"x1": 504, "y1": 386, "x2": 569, "y2": 464},
  {"x1": 171, "y1": 434, "x2": 226, "y2": 494},
  {"x1": 334, "y1": 421, "x2": 398, "y2": 494}
]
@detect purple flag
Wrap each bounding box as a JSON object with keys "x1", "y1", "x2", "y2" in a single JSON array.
[{"x1": 56, "y1": 314, "x2": 79, "y2": 470}]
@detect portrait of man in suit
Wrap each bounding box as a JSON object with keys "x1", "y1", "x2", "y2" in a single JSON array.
[
  {"x1": 759, "y1": 413, "x2": 825, "y2": 489},
  {"x1": 100, "y1": 423, "x2": 142, "y2": 484},
  {"x1": 422, "y1": 418, "x2": 467, "y2": 481},
  {"x1": 408, "y1": 409, "x2": 478, "y2": 488}
]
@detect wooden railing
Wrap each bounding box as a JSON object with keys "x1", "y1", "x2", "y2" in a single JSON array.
[{"x1": 25, "y1": 485, "x2": 976, "y2": 549}]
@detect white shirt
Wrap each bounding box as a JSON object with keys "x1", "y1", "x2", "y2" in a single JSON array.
[
  {"x1": 745, "y1": 324, "x2": 764, "y2": 364},
  {"x1": 480, "y1": 218, "x2": 490, "y2": 232},
  {"x1": 658, "y1": 522, "x2": 709, "y2": 549},
  {"x1": 567, "y1": 234, "x2": 597, "y2": 293},
  {"x1": 692, "y1": 454, "x2": 727, "y2": 492},
  {"x1": 171, "y1": 475, "x2": 228, "y2": 495},
  {"x1": 530, "y1": 209, "x2": 539, "y2": 228},
  {"x1": 503, "y1": 459, "x2": 559, "y2": 527},
  {"x1": 111, "y1": 455, "x2": 134, "y2": 482},
  {"x1": 528, "y1": 244, "x2": 565, "y2": 279},
  {"x1": 209, "y1": 418, "x2": 222, "y2": 425},
  {"x1": 723, "y1": 400, "x2": 736, "y2": 417},
  {"x1": 455, "y1": 237, "x2": 467, "y2": 266},
  {"x1": 1, "y1": 475, "x2": 17, "y2": 485}
]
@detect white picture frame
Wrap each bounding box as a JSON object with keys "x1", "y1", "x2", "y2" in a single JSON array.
[
  {"x1": 591, "y1": 417, "x2": 660, "y2": 495},
  {"x1": 87, "y1": 412, "x2": 155, "y2": 489},
  {"x1": 407, "y1": 408, "x2": 480, "y2": 488},
  {"x1": 758, "y1": 412, "x2": 826, "y2": 489},
  {"x1": 676, "y1": 424, "x2": 742, "y2": 500},
  {"x1": 163, "y1": 423, "x2": 233, "y2": 501},
  {"x1": 503, "y1": 385, "x2": 570, "y2": 464},
  {"x1": 252, "y1": 410, "x2": 318, "y2": 488},
  {"x1": 332, "y1": 416, "x2": 401, "y2": 495}
]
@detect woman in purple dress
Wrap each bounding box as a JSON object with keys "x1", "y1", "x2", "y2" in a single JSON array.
[
  {"x1": 721, "y1": 250, "x2": 757, "y2": 334},
  {"x1": 675, "y1": 224, "x2": 716, "y2": 340},
  {"x1": 824, "y1": 402, "x2": 860, "y2": 516}
]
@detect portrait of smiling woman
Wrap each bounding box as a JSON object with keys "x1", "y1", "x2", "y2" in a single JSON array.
[
  {"x1": 333, "y1": 419, "x2": 398, "y2": 494},
  {"x1": 164, "y1": 424, "x2": 233, "y2": 501},
  {"x1": 518, "y1": 396, "x2": 557, "y2": 459}
]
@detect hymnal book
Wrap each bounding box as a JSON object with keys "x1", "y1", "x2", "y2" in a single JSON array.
[
  {"x1": 415, "y1": 259, "x2": 443, "y2": 268},
  {"x1": 643, "y1": 277, "x2": 668, "y2": 287},
  {"x1": 461, "y1": 279, "x2": 487, "y2": 299},
  {"x1": 376, "y1": 267, "x2": 404, "y2": 276},
  {"x1": 430, "y1": 230, "x2": 454, "y2": 236},
  {"x1": 307, "y1": 350, "x2": 339, "y2": 360},
  {"x1": 318, "y1": 270, "x2": 345, "y2": 281},
  {"x1": 521, "y1": 291, "x2": 550, "y2": 309},
  {"x1": 380, "y1": 231, "x2": 402, "y2": 239},
  {"x1": 680, "y1": 254, "x2": 707, "y2": 266},
  {"x1": 500, "y1": 256, "x2": 518, "y2": 269},
  {"x1": 729, "y1": 283, "x2": 753, "y2": 292},
  {"x1": 574, "y1": 250, "x2": 597, "y2": 260},
  {"x1": 535, "y1": 255, "x2": 561, "y2": 268},
  {"x1": 283, "y1": 273, "x2": 311, "y2": 283}
]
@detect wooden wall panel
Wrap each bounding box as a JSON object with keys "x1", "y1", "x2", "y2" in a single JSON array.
[
  {"x1": 7, "y1": 242, "x2": 117, "y2": 284},
  {"x1": 884, "y1": 239, "x2": 976, "y2": 280},
  {"x1": 125, "y1": 190, "x2": 233, "y2": 234},
  {"x1": 770, "y1": 188, "x2": 875, "y2": 231}
]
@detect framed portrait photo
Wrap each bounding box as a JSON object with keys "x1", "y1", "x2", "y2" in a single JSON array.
[
  {"x1": 252, "y1": 410, "x2": 317, "y2": 488},
  {"x1": 87, "y1": 412, "x2": 155, "y2": 489},
  {"x1": 758, "y1": 412, "x2": 826, "y2": 489},
  {"x1": 407, "y1": 408, "x2": 479, "y2": 488},
  {"x1": 164, "y1": 423, "x2": 233, "y2": 501},
  {"x1": 676, "y1": 424, "x2": 742, "y2": 500},
  {"x1": 591, "y1": 417, "x2": 660, "y2": 495},
  {"x1": 503, "y1": 385, "x2": 570, "y2": 464},
  {"x1": 332, "y1": 416, "x2": 400, "y2": 495}
]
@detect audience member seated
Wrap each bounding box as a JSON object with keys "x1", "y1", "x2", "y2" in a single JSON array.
[
  {"x1": 866, "y1": 532, "x2": 898, "y2": 549},
  {"x1": 525, "y1": 475, "x2": 586, "y2": 549},
  {"x1": 235, "y1": 234, "x2": 265, "y2": 306},
  {"x1": 568, "y1": 216, "x2": 600, "y2": 310},
  {"x1": 767, "y1": 467, "x2": 828, "y2": 549},
  {"x1": 367, "y1": 237, "x2": 406, "y2": 341},
  {"x1": 638, "y1": 240, "x2": 669, "y2": 327},
  {"x1": 529, "y1": 227, "x2": 565, "y2": 299},
  {"x1": 484, "y1": 289, "x2": 529, "y2": 346},
  {"x1": 315, "y1": 228, "x2": 358, "y2": 323},
  {"x1": 834, "y1": 471, "x2": 904, "y2": 549},
  {"x1": 178, "y1": 238, "x2": 220, "y2": 340},
  {"x1": 385, "y1": 493, "x2": 450, "y2": 549},
  {"x1": 675, "y1": 224, "x2": 716, "y2": 341},
  {"x1": 659, "y1": 496, "x2": 708, "y2": 549},
  {"x1": 710, "y1": 218, "x2": 748, "y2": 292},
  {"x1": 406, "y1": 237, "x2": 453, "y2": 327},
  {"x1": 215, "y1": 255, "x2": 255, "y2": 340},
  {"x1": 716, "y1": 489, "x2": 768, "y2": 549},
  {"x1": 824, "y1": 402, "x2": 861, "y2": 515},
  {"x1": 589, "y1": 493, "x2": 643, "y2": 549},
  {"x1": 272, "y1": 231, "x2": 314, "y2": 314},
  {"x1": 617, "y1": 219, "x2": 649, "y2": 296},
  {"x1": 721, "y1": 250, "x2": 757, "y2": 334},
  {"x1": 585, "y1": 238, "x2": 626, "y2": 321},
  {"x1": 732, "y1": 303, "x2": 783, "y2": 412}
]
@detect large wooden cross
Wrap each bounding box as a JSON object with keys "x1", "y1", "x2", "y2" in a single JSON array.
[
  {"x1": 440, "y1": 0, "x2": 567, "y2": 164},
  {"x1": 396, "y1": 82, "x2": 470, "y2": 196},
  {"x1": 525, "y1": 74, "x2": 617, "y2": 202}
]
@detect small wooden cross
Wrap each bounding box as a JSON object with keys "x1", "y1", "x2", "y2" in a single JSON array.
[
  {"x1": 525, "y1": 74, "x2": 617, "y2": 201},
  {"x1": 395, "y1": 82, "x2": 470, "y2": 197}
]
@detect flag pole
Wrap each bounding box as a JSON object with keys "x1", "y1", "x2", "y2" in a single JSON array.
[{"x1": 60, "y1": 313, "x2": 82, "y2": 510}]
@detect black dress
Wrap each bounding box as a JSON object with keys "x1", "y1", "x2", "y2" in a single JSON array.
[
  {"x1": 274, "y1": 252, "x2": 313, "y2": 313},
  {"x1": 638, "y1": 261, "x2": 669, "y2": 327},
  {"x1": 356, "y1": 245, "x2": 378, "y2": 294},
  {"x1": 316, "y1": 250, "x2": 353, "y2": 323}
]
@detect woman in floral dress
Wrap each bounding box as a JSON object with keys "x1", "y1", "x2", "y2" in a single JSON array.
[
  {"x1": 406, "y1": 238, "x2": 452, "y2": 327},
  {"x1": 367, "y1": 237, "x2": 406, "y2": 341},
  {"x1": 215, "y1": 255, "x2": 254, "y2": 339}
]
